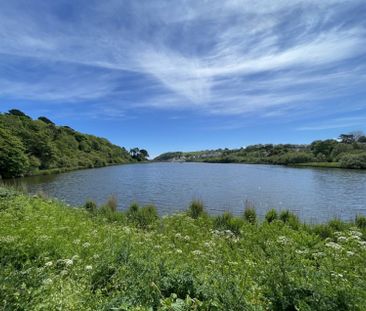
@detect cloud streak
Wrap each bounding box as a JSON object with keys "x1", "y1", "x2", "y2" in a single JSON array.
[{"x1": 0, "y1": 0, "x2": 365, "y2": 118}]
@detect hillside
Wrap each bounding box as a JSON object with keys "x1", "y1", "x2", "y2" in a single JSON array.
[
  {"x1": 155, "y1": 135, "x2": 366, "y2": 169},
  {"x1": 0, "y1": 109, "x2": 139, "y2": 178}
]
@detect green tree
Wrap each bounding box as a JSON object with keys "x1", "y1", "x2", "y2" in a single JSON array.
[
  {"x1": 139, "y1": 149, "x2": 149, "y2": 160},
  {"x1": 38, "y1": 116, "x2": 55, "y2": 125},
  {"x1": 310, "y1": 139, "x2": 337, "y2": 160},
  {"x1": 0, "y1": 128, "x2": 29, "y2": 178}
]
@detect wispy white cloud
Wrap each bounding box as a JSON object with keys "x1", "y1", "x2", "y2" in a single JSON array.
[
  {"x1": 297, "y1": 116, "x2": 366, "y2": 131},
  {"x1": 0, "y1": 0, "x2": 365, "y2": 118}
]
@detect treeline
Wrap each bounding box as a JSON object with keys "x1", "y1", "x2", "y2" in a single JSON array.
[
  {"x1": 0, "y1": 109, "x2": 147, "y2": 178},
  {"x1": 155, "y1": 131, "x2": 366, "y2": 169}
]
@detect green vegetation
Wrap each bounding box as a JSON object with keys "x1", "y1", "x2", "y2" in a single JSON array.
[
  {"x1": 0, "y1": 109, "x2": 148, "y2": 178},
  {"x1": 1, "y1": 188, "x2": 366, "y2": 310},
  {"x1": 155, "y1": 131, "x2": 366, "y2": 169}
]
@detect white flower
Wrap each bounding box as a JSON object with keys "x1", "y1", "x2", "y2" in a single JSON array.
[
  {"x1": 82, "y1": 242, "x2": 91, "y2": 248},
  {"x1": 228, "y1": 261, "x2": 238, "y2": 266},
  {"x1": 337, "y1": 236, "x2": 347, "y2": 242},
  {"x1": 93, "y1": 254, "x2": 100, "y2": 259},
  {"x1": 325, "y1": 242, "x2": 342, "y2": 250},
  {"x1": 64, "y1": 259, "x2": 73, "y2": 266},
  {"x1": 346, "y1": 251, "x2": 354, "y2": 257},
  {"x1": 60, "y1": 270, "x2": 68, "y2": 276},
  {"x1": 45, "y1": 261, "x2": 53, "y2": 267},
  {"x1": 43, "y1": 278, "x2": 53, "y2": 285},
  {"x1": 184, "y1": 235, "x2": 190, "y2": 241},
  {"x1": 73, "y1": 239, "x2": 81, "y2": 245},
  {"x1": 277, "y1": 236, "x2": 291, "y2": 245},
  {"x1": 192, "y1": 250, "x2": 202, "y2": 256},
  {"x1": 313, "y1": 251, "x2": 325, "y2": 258},
  {"x1": 85, "y1": 265, "x2": 93, "y2": 271},
  {"x1": 175, "y1": 233, "x2": 182, "y2": 238},
  {"x1": 176, "y1": 249, "x2": 182, "y2": 254},
  {"x1": 350, "y1": 230, "x2": 362, "y2": 237}
]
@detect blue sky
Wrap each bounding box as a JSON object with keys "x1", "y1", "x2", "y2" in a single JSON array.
[{"x1": 0, "y1": 0, "x2": 366, "y2": 157}]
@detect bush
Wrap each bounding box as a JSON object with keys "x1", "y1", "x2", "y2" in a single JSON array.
[
  {"x1": 243, "y1": 201, "x2": 256, "y2": 224},
  {"x1": 187, "y1": 200, "x2": 205, "y2": 219},
  {"x1": 214, "y1": 212, "x2": 242, "y2": 236},
  {"x1": 84, "y1": 200, "x2": 97, "y2": 212},
  {"x1": 127, "y1": 203, "x2": 158, "y2": 229},
  {"x1": 339, "y1": 153, "x2": 366, "y2": 169},
  {"x1": 355, "y1": 214, "x2": 366, "y2": 229},
  {"x1": 276, "y1": 152, "x2": 315, "y2": 164},
  {"x1": 279, "y1": 210, "x2": 300, "y2": 229},
  {"x1": 265, "y1": 209, "x2": 278, "y2": 223}
]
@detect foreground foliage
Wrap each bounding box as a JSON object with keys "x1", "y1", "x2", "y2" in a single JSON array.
[{"x1": 1, "y1": 189, "x2": 366, "y2": 310}]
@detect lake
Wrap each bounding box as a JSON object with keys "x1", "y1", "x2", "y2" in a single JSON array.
[{"x1": 4, "y1": 162, "x2": 366, "y2": 222}]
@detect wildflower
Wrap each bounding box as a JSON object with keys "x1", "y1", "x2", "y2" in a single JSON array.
[
  {"x1": 85, "y1": 265, "x2": 93, "y2": 271},
  {"x1": 64, "y1": 259, "x2": 73, "y2": 266},
  {"x1": 43, "y1": 278, "x2": 53, "y2": 285},
  {"x1": 325, "y1": 242, "x2": 342, "y2": 250},
  {"x1": 346, "y1": 251, "x2": 354, "y2": 257},
  {"x1": 175, "y1": 233, "x2": 182, "y2": 239},
  {"x1": 228, "y1": 261, "x2": 238, "y2": 266},
  {"x1": 331, "y1": 272, "x2": 343, "y2": 279},
  {"x1": 60, "y1": 270, "x2": 68, "y2": 276},
  {"x1": 73, "y1": 239, "x2": 81, "y2": 245},
  {"x1": 154, "y1": 245, "x2": 161, "y2": 249},
  {"x1": 82, "y1": 242, "x2": 91, "y2": 248},
  {"x1": 204, "y1": 242, "x2": 211, "y2": 248},
  {"x1": 93, "y1": 254, "x2": 100, "y2": 260},
  {"x1": 72, "y1": 255, "x2": 79, "y2": 261},
  {"x1": 313, "y1": 251, "x2": 325, "y2": 258},
  {"x1": 350, "y1": 230, "x2": 362, "y2": 237},
  {"x1": 277, "y1": 236, "x2": 291, "y2": 245},
  {"x1": 176, "y1": 249, "x2": 182, "y2": 254},
  {"x1": 184, "y1": 235, "x2": 190, "y2": 241},
  {"x1": 123, "y1": 227, "x2": 131, "y2": 233},
  {"x1": 337, "y1": 236, "x2": 347, "y2": 243},
  {"x1": 44, "y1": 261, "x2": 53, "y2": 267},
  {"x1": 192, "y1": 250, "x2": 202, "y2": 256}
]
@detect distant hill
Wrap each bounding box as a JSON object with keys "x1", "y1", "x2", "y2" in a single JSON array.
[
  {"x1": 0, "y1": 109, "x2": 140, "y2": 178},
  {"x1": 155, "y1": 136, "x2": 366, "y2": 169}
]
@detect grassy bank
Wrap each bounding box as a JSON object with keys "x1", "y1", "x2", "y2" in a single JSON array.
[
  {"x1": 290, "y1": 162, "x2": 343, "y2": 169},
  {"x1": 1, "y1": 189, "x2": 366, "y2": 310}
]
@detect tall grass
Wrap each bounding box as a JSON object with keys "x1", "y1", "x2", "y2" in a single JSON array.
[{"x1": 187, "y1": 200, "x2": 206, "y2": 219}]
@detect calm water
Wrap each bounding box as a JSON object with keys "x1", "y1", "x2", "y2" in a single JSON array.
[{"x1": 5, "y1": 162, "x2": 366, "y2": 222}]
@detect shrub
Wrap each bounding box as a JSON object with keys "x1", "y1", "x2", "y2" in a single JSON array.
[
  {"x1": 243, "y1": 201, "x2": 256, "y2": 224},
  {"x1": 355, "y1": 214, "x2": 366, "y2": 229},
  {"x1": 265, "y1": 209, "x2": 278, "y2": 223},
  {"x1": 328, "y1": 218, "x2": 347, "y2": 231},
  {"x1": 214, "y1": 212, "x2": 242, "y2": 236},
  {"x1": 339, "y1": 153, "x2": 366, "y2": 169},
  {"x1": 187, "y1": 200, "x2": 205, "y2": 219},
  {"x1": 312, "y1": 224, "x2": 333, "y2": 239},
  {"x1": 127, "y1": 203, "x2": 158, "y2": 229},
  {"x1": 84, "y1": 200, "x2": 97, "y2": 212},
  {"x1": 279, "y1": 210, "x2": 300, "y2": 230}
]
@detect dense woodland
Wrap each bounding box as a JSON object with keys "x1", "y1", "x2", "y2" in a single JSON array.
[
  {"x1": 0, "y1": 109, "x2": 147, "y2": 178},
  {"x1": 155, "y1": 132, "x2": 366, "y2": 169}
]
